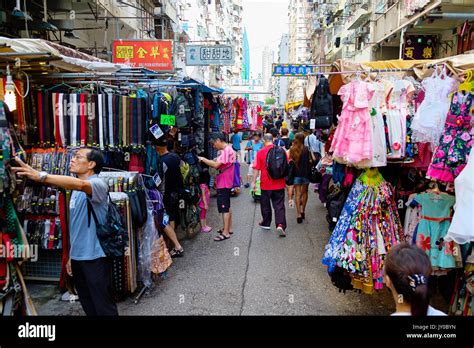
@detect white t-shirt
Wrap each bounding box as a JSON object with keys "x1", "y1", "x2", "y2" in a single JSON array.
[{"x1": 391, "y1": 306, "x2": 447, "y2": 316}]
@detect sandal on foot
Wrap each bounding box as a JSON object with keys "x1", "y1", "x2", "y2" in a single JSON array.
[
  {"x1": 170, "y1": 248, "x2": 184, "y2": 258},
  {"x1": 214, "y1": 233, "x2": 230, "y2": 242},
  {"x1": 217, "y1": 229, "x2": 233, "y2": 235}
]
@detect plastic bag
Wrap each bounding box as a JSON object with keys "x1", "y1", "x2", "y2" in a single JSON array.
[{"x1": 137, "y1": 205, "x2": 158, "y2": 288}]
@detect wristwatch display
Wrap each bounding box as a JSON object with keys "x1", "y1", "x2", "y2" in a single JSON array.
[{"x1": 38, "y1": 171, "x2": 48, "y2": 183}]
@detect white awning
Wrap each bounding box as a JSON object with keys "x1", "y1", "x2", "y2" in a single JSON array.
[{"x1": 0, "y1": 37, "x2": 125, "y2": 73}]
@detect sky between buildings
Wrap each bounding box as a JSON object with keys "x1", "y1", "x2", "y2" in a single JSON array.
[{"x1": 242, "y1": 0, "x2": 289, "y2": 77}]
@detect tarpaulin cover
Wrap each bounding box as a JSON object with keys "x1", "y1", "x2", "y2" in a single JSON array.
[{"x1": 0, "y1": 37, "x2": 125, "y2": 72}]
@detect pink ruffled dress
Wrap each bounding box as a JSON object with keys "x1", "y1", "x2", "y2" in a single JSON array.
[{"x1": 330, "y1": 80, "x2": 375, "y2": 166}]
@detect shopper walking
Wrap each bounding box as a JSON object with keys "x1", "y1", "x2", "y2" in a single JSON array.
[
  {"x1": 252, "y1": 133, "x2": 288, "y2": 237},
  {"x1": 198, "y1": 133, "x2": 235, "y2": 241},
  {"x1": 244, "y1": 132, "x2": 264, "y2": 188},
  {"x1": 288, "y1": 133, "x2": 312, "y2": 223},
  {"x1": 13, "y1": 148, "x2": 118, "y2": 316},
  {"x1": 280, "y1": 127, "x2": 292, "y2": 150},
  {"x1": 230, "y1": 128, "x2": 242, "y2": 160},
  {"x1": 155, "y1": 137, "x2": 185, "y2": 257},
  {"x1": 270, "y1": 127, "x2": 286, "y2": 147},
  {"x1": 304, "y1": 130, "x2": 323, "y2": 161},
  {"x1": 384, "y1": 243, "x2": 446, "y2": 316}
]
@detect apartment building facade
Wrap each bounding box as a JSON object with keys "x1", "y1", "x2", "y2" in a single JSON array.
[
  {"x1": 276, "y1": 34, "x2": 289, "y2": 106},
  {"x1": 287, "y1": 0, "x2": 313, "y2": 102},
  {"x1": 311, "y1": 0, "x2": 474, "y2": 66}
]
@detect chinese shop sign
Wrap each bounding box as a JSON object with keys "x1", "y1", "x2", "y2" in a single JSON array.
[
  {"x1": 185, "y1": 45, "x2": 234, "y2": 66},
  {"x1": 402, "y1": 35, "x2": 437, "y2": 60},
  {"x1": 272, "y1": 64, "x2": 318, "y2": 76},
  {"x1": 113, "y1": 40, "x2": 173, "y2": 71}
]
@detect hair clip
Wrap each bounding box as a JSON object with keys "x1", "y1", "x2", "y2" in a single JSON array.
[{"x1": 407, "y1": 274, "x2": 426, "y2": 291}]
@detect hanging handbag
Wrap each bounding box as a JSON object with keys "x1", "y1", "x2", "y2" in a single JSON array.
[{"x1": 127, "y1": 187, "x2": 148, "y2": 228}]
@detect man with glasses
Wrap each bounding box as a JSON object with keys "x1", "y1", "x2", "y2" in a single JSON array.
[{"x1": 13, "y1": 147, "x2": 118, "y2": 316}]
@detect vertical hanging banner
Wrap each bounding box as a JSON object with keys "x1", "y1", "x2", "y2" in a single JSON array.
[{"x1": 113, "y1": 40, "x2": 173, "y2": 71}]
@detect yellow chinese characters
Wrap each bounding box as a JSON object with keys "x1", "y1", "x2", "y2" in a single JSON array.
[
  {"x1": 422, "y1": 47, "x2": 433, "y2": 59},
  {"x1": 137, "y1": 47, "x2": 148, "y2": 59},
  {"x1": 116, "y1": 46, "x2": 134, "y2": 59},
  {"x1": 404, "y1": 47, "x2": 414, "y2": 59}
]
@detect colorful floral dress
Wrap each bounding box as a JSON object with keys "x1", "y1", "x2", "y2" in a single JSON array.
[
  {"x1": 413, "y1": 192, "x2": 458, "y2": 269},
  {"x1": 323, "y1": 172, "x2": 404, "y2": 292},
  {"x1": 427, "y1": 92, "x2": 474, "y2": 183}
]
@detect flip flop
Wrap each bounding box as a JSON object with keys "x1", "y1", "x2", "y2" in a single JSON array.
[
  {"x1": 217, "y1": 229, "x2": 233, "y2": 235},
  {"x1": 214, "y1": 233, "x2": 230, "y2": 242}
]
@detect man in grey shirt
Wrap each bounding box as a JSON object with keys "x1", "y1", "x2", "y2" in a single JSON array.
[{"x1": 13, "y1": 147, "x2": 118, "y2": 316}]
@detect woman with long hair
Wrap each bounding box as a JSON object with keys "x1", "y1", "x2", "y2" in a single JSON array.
[
  {"x1": 288, "y1": 132, "x2": 312, "y2": 224},
  {"x1": 384, "y1": 243, "x2": 446, "y2": 316}
]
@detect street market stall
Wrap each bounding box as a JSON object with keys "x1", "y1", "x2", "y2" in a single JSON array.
[
  {"x1": 0, "y1": 37, "x2": 224, "y2": 314},
  {"x1": 308, "y1": 54, "x2": 474, "y2": 315}
]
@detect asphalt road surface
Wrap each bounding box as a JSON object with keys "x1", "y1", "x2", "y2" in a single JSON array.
[
  {"x1": 119, "y1": 168, "x2": 394, "y2": 315},
  {"x1": 32, "y1": 163, "x2": 394, "y2": 315}
]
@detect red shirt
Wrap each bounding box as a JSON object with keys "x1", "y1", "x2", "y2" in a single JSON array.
[{"x1": 253, "y1": 144, "x2": 287, "y2": 190}]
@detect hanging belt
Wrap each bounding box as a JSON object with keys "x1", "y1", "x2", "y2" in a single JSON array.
[
  {"x1": 64, "y1": 94, "x2": 70, "y2": 147},
  {"x1": 71, "y1": 93, "x2": 77, "y2": 147},
  {"x1": 98, "y1": 94, "x2": 104, "y2": 149},
  {"x1": 52, "y1": 93, "x2": 58, "y2": 146},
  {"x1": 94, "y1": 94, "x2": 99, "y2": 146},
  {"x1": 80, "y1": 94, "x2": 86, "y2": 146},
  {"x1": 136, "y1": 98, "x2": 141, "y2": 146},
  {"x1": 87, "y1": 94, "x2": 93, "y2": 147},
  {"x1": 108, "y1": 94, "x2": 114, "y2": 147},
  {"x1": 122, "y1": 96, "x2": 127, "y2": 146},
  {"x1": 116, "y1": 95, "x2": 121, "y2": 147},
  {"x1": 45, "y1": 91, "x2": 53, "y2": 146},
  {"x1": 58, "y1": 93, "x2": 65, "y2": 147},
  {"x1": 48, "y1": 218, "x2": 55, "y2": 250},
  {"x1": 128, "y1": 97, "x2": 133, "y2": 146},
  {"x1": 37, "y1": 92, "x2": 43, "y2": 146}
]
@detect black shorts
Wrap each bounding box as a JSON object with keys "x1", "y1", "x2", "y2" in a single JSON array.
[
  {"x1": 163, "y1": 192, "x2": 180, "y2": 222},
  {"x1": 216, "y1": 188, "x2": 231, "y2": 213}
]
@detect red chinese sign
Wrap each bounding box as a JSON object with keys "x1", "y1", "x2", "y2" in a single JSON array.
[{"x1": 113, "y1": 40, "x2": 173, "y2": 71}]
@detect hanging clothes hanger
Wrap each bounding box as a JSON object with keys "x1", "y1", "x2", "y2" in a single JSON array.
[
  {"x1": 458, "y1": 70, "x2": 474, "y2": 92},
  {"x1": 45, "y1": 79, "x2": 75, "y2": 91}
]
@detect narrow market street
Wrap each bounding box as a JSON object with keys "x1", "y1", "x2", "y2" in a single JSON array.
[
  {"x1": 31, "y1": 160, "x2": 393, "y2": 316},
  {"x1": 119, "y1": 163, "x2": 392, "y2": 315}
]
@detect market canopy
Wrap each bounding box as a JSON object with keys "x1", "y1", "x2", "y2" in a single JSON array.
[
  {"x1": 328, "y1": 53, "x2": 474, "y2": 93},
  {"x1": 0, "y1": 37, "x2": 125, "y2": 73},
  {"x1": 178, "y1": 78, "x2": 224, "y2": 94},
  {"x1": 284, "y1": 100, "x2": 303, "y2": 112}
]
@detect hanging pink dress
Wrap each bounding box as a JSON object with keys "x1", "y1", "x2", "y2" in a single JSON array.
[{"x1": 330, "y1": 80, "x2": 375, "y2": 166}]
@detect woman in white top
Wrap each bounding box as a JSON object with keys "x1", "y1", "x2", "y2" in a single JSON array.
[{"x1": 384, "y1": 243, "x2": 447, "y2": 316}]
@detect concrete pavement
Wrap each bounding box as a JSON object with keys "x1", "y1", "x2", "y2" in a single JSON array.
[
  {"x1": 31, "y1": 163, "x2": 394, "y2": 315},
  {"x1": 118, "y1": 166, "x2": 393, "y2": 315}
]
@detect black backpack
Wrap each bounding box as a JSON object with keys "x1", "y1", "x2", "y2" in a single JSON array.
[
  {"x1": 87, "y1": 195, "x2": 129, "y2": 258},
  {"x1": 310, "y1": 75, "x2": 333, "y2": 129},
  {"x1": 170, "y1": 93, "x2": 191, "y2": 128},
  {"x1": 266, "y1": 146, "x2": 289, "y2": 180}
]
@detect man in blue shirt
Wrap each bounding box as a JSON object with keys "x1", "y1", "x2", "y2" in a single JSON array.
[
  {"x1": 244, "y1": 132, "x2": 264, "y2": 188},
  {"x1": 230, "y1": 129, "x2": 242, "y2": 160},
  {"x1": 13, "y1": 148, "x2": 118, "y2": 316}
]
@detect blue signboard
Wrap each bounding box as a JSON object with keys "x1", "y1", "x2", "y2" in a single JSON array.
[{"x1": 272, "y1": 64, "x2": 317, "y2": 76}]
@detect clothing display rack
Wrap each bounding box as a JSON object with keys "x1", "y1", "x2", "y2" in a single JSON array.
[{"x1": 311, "y1": 56, "x2": 474, "y2": 315}]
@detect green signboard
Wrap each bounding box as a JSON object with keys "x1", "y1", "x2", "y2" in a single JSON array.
[{"x1": 160, "y1": 114, "x2": 176, "y2": 126}]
